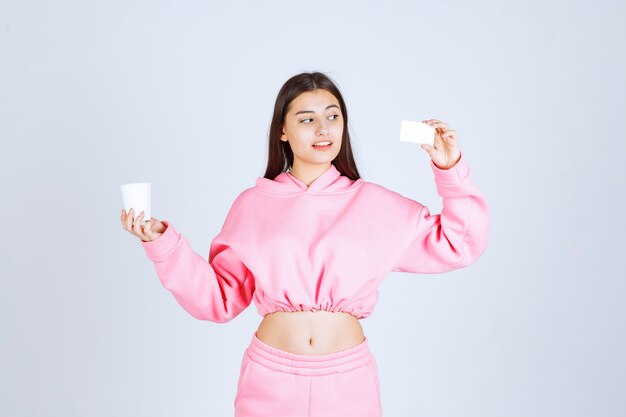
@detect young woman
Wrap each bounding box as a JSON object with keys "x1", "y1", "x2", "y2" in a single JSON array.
[{"x1": 121, "y1": 71, "x2": 490, "y2": 417}]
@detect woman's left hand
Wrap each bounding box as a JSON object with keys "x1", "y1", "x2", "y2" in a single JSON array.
[{"x1": 420, "y1": 119, "x2": 462, "y2": 170}]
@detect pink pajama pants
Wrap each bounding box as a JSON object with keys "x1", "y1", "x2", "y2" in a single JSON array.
[{"x1": 234, "y1": 331, "x2": 382, "y2": 417}]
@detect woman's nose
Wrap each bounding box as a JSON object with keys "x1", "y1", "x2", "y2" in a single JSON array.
[{"x1": 317, "y1": 122, "x2": 330, "y2": 135}]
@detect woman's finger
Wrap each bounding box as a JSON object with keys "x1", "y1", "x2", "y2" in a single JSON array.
[
  {"x1": 427, "y1": 125, "x2": 449, "y2": 141},
  {"x1": 423, "y1": 119, "x2": 446, "y2": 126},
  {"x1": 126, "y1": 208, "x2": 135, "y2": 230},
  {"x1": 423, "y1": 118, "x2": 447, "y2": 126},
  {"x1": 429, "y1": 122, "x2": 449, "y2": 131},
  {"x1": 133, "y1": 211, "x2": 145, "y2": 235},
  {"x1": 144, "y1": 221, "x2": 157, "y2": 240},
  {"x1": 141, "y1": 220, "x2": 152, "y2": 239},
  {"x1": 442, "y1": 130, "x2": 457, "y2": 139},
  {"x1": 138, "y1": 216, "x2": 153, "y2": 241},
  {"x1": 420, "y1": 143, "x2": 436, "y2": 158}
]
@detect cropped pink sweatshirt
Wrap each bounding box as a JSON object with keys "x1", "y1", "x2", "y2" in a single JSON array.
[{"x1": 140, "y1": 152, "x2": 490, "y2": 323}]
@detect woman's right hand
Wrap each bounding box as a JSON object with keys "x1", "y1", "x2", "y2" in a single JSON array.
[{"x1": 121, "y1": 208, "x2": 167, "y2": 242}]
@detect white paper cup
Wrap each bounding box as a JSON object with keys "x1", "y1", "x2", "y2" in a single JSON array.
[{"x1": 121, "y1": 182, "x2": 151, "y2": 224}]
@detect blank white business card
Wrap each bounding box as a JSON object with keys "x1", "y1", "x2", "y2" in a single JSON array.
[{"x1": 400, "y1": 120, "x2": 435, "y2": 146}]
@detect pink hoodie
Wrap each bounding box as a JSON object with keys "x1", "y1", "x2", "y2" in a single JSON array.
[{"x1": 140, "y1": 152, "x2": 490, "y2": 323}]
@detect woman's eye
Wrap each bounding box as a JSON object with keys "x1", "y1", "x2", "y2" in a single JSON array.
[{"x1": 301, "y1": 114, "x2": 340, "y2": 123}]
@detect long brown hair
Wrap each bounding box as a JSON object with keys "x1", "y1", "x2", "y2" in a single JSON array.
[{"x1": 263, "y1": 72, "x2": 361, "y2": 181}]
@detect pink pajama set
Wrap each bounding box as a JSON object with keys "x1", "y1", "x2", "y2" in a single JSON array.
[{"x1": 140, "y1": 152, "x2": 490, "y2": 416}]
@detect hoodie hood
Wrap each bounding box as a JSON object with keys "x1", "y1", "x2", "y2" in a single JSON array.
[{"x1": 254, "y1": 163, "x2": 364, "y2": 195}]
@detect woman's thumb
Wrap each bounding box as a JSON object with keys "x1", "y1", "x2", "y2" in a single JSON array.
[{"x1": 421, "y1": 143, "x2": 435, "y2": 156}]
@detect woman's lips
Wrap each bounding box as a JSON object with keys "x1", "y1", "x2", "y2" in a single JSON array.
[{"x1": 312, "y1": 141, "x2": 332, "y2": 150}]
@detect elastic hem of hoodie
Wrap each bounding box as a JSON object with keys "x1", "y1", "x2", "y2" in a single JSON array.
[
  {"x1": 260, "y1": 306, "x2": 367, "y2": 320},
  {"x1": 245, "y1": 331, "x2": 373, "y2": 376}
]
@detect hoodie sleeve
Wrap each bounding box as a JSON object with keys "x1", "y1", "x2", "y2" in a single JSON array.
[
  {"x1": 391, "y1": 152, "x2": 490, "y2": 274},
  {"x1": 140, "y1": 197, "x2": 255, "y2": 323}
]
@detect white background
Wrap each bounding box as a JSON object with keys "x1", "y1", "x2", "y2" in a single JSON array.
[{"x1": 1, "y1": 0, "x2": 624, "y2": 416}]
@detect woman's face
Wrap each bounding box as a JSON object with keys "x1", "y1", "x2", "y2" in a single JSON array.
[{"x1": 281, "y1": 89, "x2": 343, "y2": 172}]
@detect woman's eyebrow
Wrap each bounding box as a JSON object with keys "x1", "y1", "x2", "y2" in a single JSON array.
[{"x1": 294, "y1": 104, "x2": 340, "y2": 116}]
